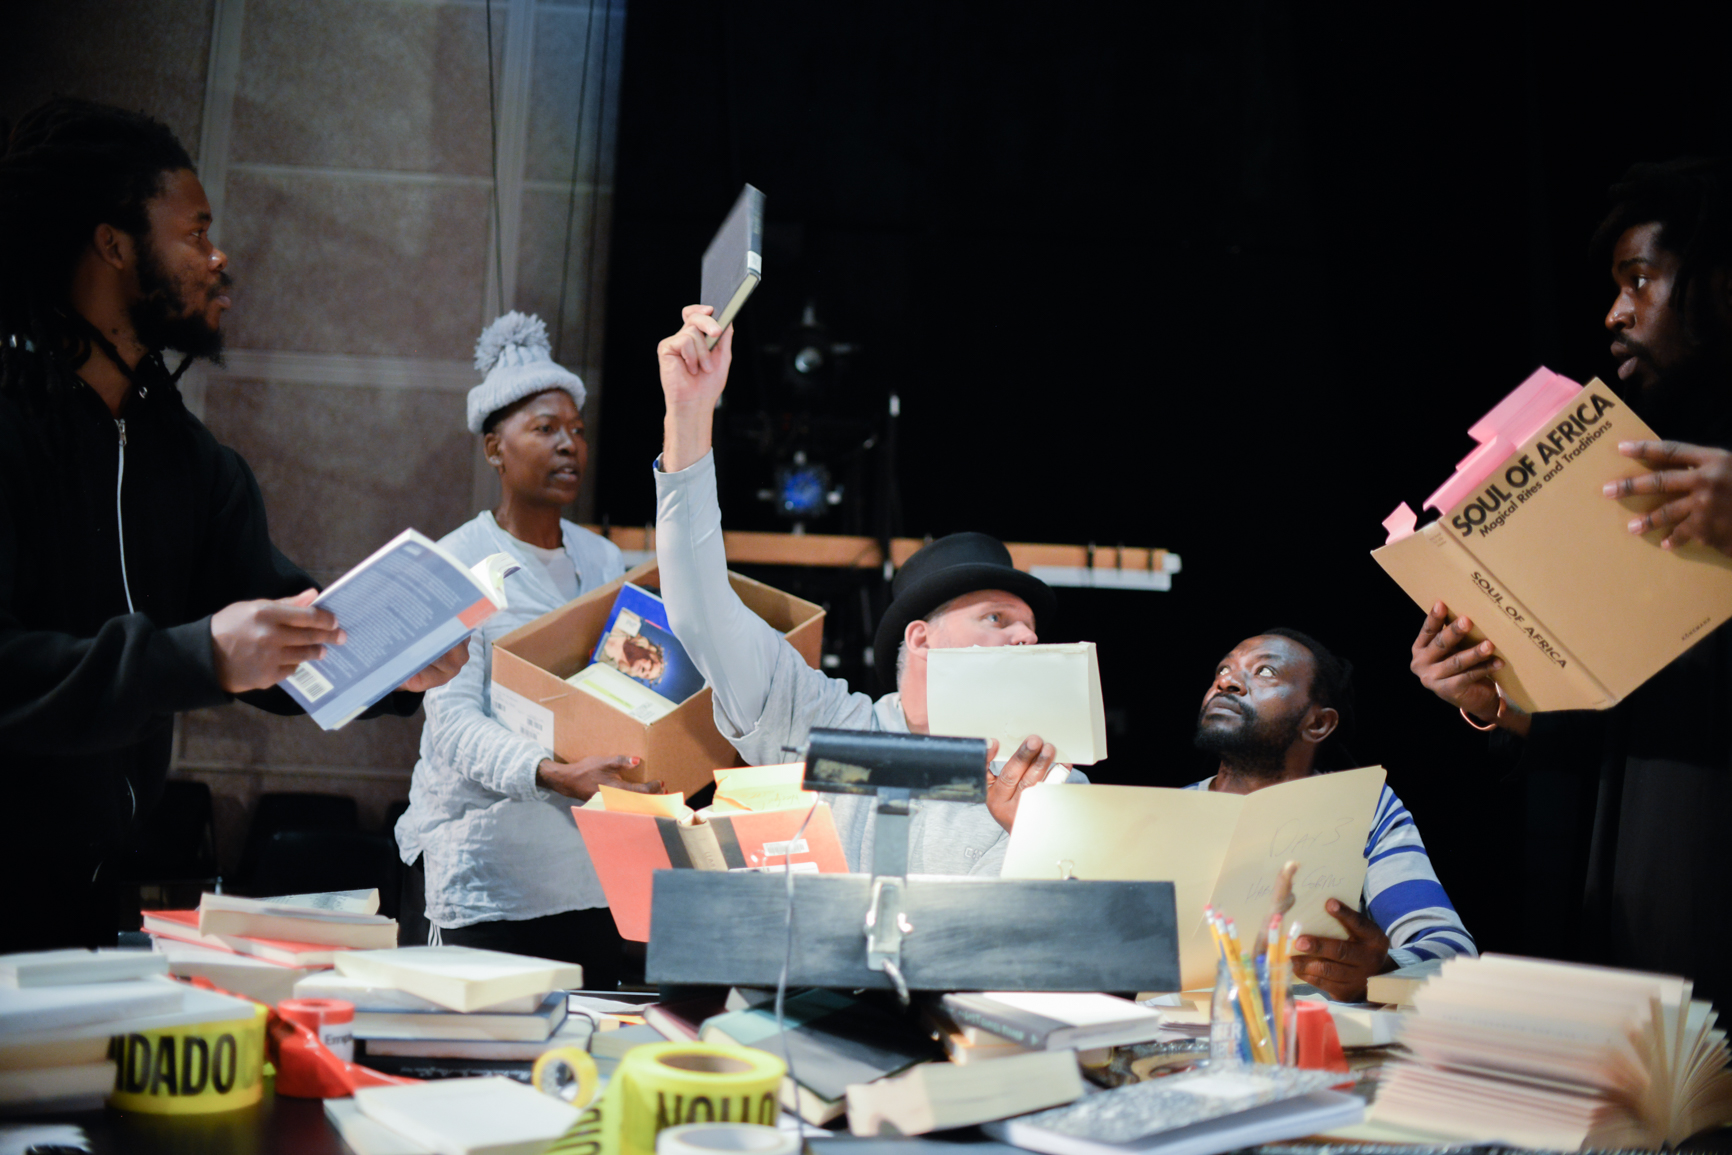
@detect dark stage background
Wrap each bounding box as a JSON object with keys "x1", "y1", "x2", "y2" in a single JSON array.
[{"x1": 592, "y1": 3, "x2": 1732, "y2": 959}]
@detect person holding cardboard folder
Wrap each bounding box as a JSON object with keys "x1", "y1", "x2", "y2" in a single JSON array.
[
  {"x1": 0, "y1": 100, "x2": 466, "y2": 953},
  {"x1": 1407, "y1": 158, "x2": 1732, "y2": 1001},
  {"x1": 654, "y1": 306, "x2": 1082, "y2": 876},
  {"x1": 1191, "y1": 630, "x2": 1475, "y2": 1000},
  {"x1": 394, "y1": 313, "x2": 658, "y2": 982}
]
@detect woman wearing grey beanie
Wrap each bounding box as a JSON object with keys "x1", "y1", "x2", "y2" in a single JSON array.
[{"x1": 393, "y1": 312, "x2": 661, "y2": 985}]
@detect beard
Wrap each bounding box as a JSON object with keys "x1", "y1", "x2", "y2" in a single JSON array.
[
  {"x1": 128, "y1": 236, "x2": 228, "y2": 364},
  {"x1": 1193, "y1": 701, "x2": 1306, "y2": 781}
]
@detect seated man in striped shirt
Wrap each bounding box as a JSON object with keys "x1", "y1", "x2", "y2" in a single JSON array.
[{"x1": 1192, "y1": 628, "x2": 1476, "y2": 1000}]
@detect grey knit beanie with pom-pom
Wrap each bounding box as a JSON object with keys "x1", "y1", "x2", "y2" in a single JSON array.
[{"x1": 466, "y1": 311, "x2": 586, "y2": 433}]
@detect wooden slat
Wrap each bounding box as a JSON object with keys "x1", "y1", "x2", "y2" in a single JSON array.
[
  {"x1": 645, "y1": 873, "x2": 1179, "y2": 992},
  {"x1": 582, "y1": 525, "x2": 1168, "y2": 574}
]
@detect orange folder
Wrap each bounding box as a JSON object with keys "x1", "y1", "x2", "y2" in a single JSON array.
[{"x1": 572, "y1": 803, "x2": 849, "y2": 941}]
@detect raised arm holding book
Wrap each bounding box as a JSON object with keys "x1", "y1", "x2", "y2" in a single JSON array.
[{"x1": 655, "y1": 306, "x2": 1078, "y2": 874}]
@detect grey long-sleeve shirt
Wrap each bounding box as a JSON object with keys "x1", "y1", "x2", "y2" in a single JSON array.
[{"x1": 654, "y1": 452, "x2": 1085, "y2": 876}]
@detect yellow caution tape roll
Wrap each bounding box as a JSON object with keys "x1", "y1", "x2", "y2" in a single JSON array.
[
  {"x1": 534, "y1": 1045, "x2": 601, "y2": 1108},
  {"x1": 106, "y1": 1003, "x2": 267, "y2": 1115},
  {"x1": 543, "y1": 1042, "x2": 785, "y2": 1155}
]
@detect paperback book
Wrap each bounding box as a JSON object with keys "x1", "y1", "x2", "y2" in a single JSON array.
[{"x1": 280, "y1": 529, "x2": 521, "y2": 729}]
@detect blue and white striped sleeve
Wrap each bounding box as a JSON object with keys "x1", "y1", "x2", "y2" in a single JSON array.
[{"x1": 1362, "y1": 784, "x2": 1478, "y2": 967}]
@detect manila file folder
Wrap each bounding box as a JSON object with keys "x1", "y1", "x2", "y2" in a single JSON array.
[
  {"x1": 926, "y1": 643, "x2": 1107, "y2": 765},
  {"x1": 1001, "y1": 766, "x2": 1385, "y2": 991}
]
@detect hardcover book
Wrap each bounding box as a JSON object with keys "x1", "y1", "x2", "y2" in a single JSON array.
[
  {"x1": 936, "y1": 992, "x2": 1164, "y2": 1051},
  {"x1": 699, "y1": 988, "x2": 941, "y2": 1124},
  {"x1": 1373, "y1": 370, "x2": 1732, "y2": 713},
  {"x1": 700, "y1": 183, "x2": 764, "y2": 349}
]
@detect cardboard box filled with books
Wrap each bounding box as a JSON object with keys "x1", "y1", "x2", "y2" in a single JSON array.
[{"x1": 489, "y1": 560, "x2": 824, "y2": 797}]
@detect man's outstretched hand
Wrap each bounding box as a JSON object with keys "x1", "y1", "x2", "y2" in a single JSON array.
[
  {"x1": 537, "y1": 755, "x2": 663, "y2": 802},
  {"x1": 1608, "y1": 439, "x2": 1732, "y2": 555},
  {"x1": 658, "y1": 305, "x2": 735, "y2": 473},
  {"x1": 984, "y1": 735, "x2": 1058, "y2": 833},
  {"x1": 1289, "y1": 898, "x2": 1392, "y2": 1002}
]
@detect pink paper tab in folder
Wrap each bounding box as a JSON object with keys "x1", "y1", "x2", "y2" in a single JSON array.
[{"x1": 1421, "y1": 367, "x2": 1583, "y2": 514}]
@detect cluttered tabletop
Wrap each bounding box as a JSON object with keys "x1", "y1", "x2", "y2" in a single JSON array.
[{"x1": 8, "y1": 911, "x2": 1732, "y2": 1155}]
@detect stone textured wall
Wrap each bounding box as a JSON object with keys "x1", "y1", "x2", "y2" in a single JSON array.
[{"x1": 3, "y1": 0, "x2": 625, "y2": 877}]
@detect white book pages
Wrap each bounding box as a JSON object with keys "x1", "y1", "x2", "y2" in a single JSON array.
[
  {"x1": 293, "y1": 971, "x2": 545, "y2": 1014},
  {"x1": 0, "y1": 948, "x2": 168, "y2": 988},
  {"x1": 353, "y1": 1076, "x2": 581, "y2": 1155},
  {"x1": 0, "y1": 1061, "x2": 117, "y2": 1107},
  {"x1": 326, "y1": 1096, "x2": 437, "y2": 1155},
  {"x1": 334, "y1": 947, "x2": 582, "y2": 1013},
  {"x1": 198, "y1": 888, "x2": 382, "y2": 920},
  {"x1": 0, "y1": 979, "x2": 183, "y2": 1035},
  {"x1": 0, "y1": 981, "x2": 255, "y2": 1047}
]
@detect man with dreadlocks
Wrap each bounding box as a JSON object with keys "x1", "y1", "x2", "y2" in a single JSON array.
[
  {"x1": 0, "y1": 98, "x2": 466, "y2": 951},
  {"x1": 1410, "y1": 158, "x2": 1732, "y2": 1003},
  {"x1": 1192, "y1": 629, "x2": 1477, "y2": 1001}
]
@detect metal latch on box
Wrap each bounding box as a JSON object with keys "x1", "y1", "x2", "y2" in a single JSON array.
[{"x1": 865, "y1": 787, "x2": 914, "y2": 1004}]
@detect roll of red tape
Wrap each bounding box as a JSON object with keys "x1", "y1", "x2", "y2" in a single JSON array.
[{"x1": 277, "y1": 998, "x2": 355, "y2": 1064}]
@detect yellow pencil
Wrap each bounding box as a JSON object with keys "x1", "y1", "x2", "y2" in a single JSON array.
[
  {"x1": 1224, "y1": 919, "x2": 1275, "y2": 1063},
  {"x1": 1267, "y1": 913, "x2": 1288, "y2": 1063}
]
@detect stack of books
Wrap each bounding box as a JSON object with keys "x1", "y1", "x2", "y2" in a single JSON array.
[
  {"x1": 0, "y1": 948, "x2": 256, "y2": 1112},
  {"x1": 321, "y1": 946, "x2": 592, "y2": 1077},
  {"x1": 141, "y1": 889, "x2": 396, "y2": 1003},
  {"x1": 630, "y1": 987, "x2": 1159, "y2": 1132},
  {"x1": 1369, "y1": 954, "x2": 1732, "y2": 1148}
]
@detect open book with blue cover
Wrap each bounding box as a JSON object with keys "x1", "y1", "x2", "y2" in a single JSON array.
[{"x1": 564, "y1": 583, "x2": 706, "y2": 722}]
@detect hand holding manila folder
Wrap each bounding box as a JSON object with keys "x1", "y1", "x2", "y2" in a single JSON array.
[
  {"x1": 1002, "y1": 766, "x2": 1385, "y2": 990},
  {"x1": 571, "y1": 769, "x2": 848, "y2": 941},
  {"x1": 926, "y1": 643, "x2": 1107, "y2": 764},
  {"x1": 1373, "y1": 370, "x2": 1732, "y2": 712}
]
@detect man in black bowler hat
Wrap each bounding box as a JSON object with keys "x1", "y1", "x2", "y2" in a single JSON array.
[{"x1": 653, "y1": 305, "x2": 1081, "y2": 876}]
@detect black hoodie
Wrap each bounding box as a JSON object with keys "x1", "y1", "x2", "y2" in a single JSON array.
[{"x1": 0, "y1": 357, "x2": 419, "y2": 949}]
